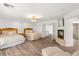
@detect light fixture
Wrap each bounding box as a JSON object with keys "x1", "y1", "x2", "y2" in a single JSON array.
[
  {"x1": 25, "y1": 14, "x2": 43, "y2": 22},
  {"x1": 30, "y1": 16, "x2": 38, "y2": 22}
]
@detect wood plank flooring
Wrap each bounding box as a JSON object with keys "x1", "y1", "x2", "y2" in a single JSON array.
[{"x1": 0, "y1": 36, "x2": 79, "y2": 56}]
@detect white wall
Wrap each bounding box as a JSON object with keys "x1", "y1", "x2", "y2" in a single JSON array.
[
  {"x1": 33, "y1": 19, "x2": 58, "y2": 38},
  {"x1": 64, "y1": 8, "x2": 79, "y2": 46},
  {"x1": 64, "y1": 17, "x2": 79, "y2": 46},
  {"x1": 0, "y1": 22, "x2": 33, "y2": 33},
  {"x1": 64, "y1": 19, "x2": 73, "y2": 46},
  {"x1": 0, "y1": 18, "x2": 34, "y2": 33}
]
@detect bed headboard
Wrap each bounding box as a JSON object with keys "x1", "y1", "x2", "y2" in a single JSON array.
[
  {"x1": 0, "y1": 28, "x2": 18, "y2": 33},
  {"x1": 0, "y1": 28, "x2": 4, "y2": 34},
  {"x1": 24, "y1": 28, "x2": 32, "y2": 33},
  {"x1": 3, "y1": 28, "x2": 18, "y2": 33}
]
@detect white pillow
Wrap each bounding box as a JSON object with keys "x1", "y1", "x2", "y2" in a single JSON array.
[{"x1": 2, "y1": 31, "x2": 16, "y2": 35}]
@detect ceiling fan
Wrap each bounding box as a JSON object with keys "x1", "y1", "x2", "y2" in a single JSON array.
[{"x1": 4, "y1": 3, "x2": 15, "y2": 7}]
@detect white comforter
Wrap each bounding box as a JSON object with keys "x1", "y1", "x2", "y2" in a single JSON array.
[{"x1": 0, "y1": 34, "x2": 25, "y2": 49}]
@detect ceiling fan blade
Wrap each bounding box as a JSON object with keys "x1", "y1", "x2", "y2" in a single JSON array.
[{"x1": 4, "y1": 3, "x2": 14, "y2": 7}]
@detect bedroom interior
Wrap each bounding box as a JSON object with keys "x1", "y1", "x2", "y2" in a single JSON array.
[{"x1": 1, "y1": 3, "x2": 79, "y2": 56}]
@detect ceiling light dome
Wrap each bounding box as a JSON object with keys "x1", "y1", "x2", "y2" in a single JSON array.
[{"x1": 30, "y1": 16, "x2": 37, "y2": 22}]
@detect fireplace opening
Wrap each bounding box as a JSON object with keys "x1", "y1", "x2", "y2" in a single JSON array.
[{"x1": 58, "y1": 30, "x2": 64, "y2": 39}]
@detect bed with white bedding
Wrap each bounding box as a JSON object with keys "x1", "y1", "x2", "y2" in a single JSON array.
[
  {"x1": 0, "y1": 34, "x2": 25, "y2": 49},
  {"x1": 0, "y1": 28, "x2": 25, "y2": 49}
]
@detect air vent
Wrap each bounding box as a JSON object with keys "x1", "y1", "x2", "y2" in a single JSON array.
[{"x1": 4, "y1": 3, "x2": 14, "y2": 7}]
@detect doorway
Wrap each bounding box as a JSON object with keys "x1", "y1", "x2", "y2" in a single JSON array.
[
  {"x1": 42, "y1": 23, "x2": 54, "y2": 39},
  {"x1": 73, "y1": 23, "x2": 79, "y2": 46}
]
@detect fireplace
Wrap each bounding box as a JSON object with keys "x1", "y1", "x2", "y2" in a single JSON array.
[{"x1": 58, "y1": 30, "x2": 64, "y2": 39}]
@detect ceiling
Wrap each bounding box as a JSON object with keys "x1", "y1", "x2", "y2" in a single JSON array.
[{"x1": 0, "y1": 3, "x2": 79, "y2": 22}]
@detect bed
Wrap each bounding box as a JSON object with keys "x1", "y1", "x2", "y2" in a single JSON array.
[{"x1": 0, "y1": 28, "x2": 25, "y2": 49}]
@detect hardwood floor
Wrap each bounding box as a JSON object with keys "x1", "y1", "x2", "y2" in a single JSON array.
[{"x1": 0, "y1": 36, "x2": 79, "y2": 56}]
